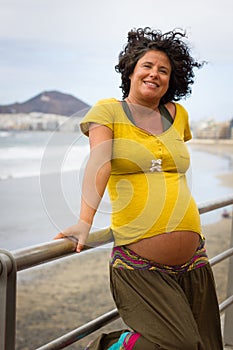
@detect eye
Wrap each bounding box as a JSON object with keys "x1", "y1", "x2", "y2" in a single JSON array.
[
  {"x1": 160, "y1": 68, "x2": 169, "y2": 75},
  {"x1": 143, "y1": 64, "x2": 151, "y2": 68}
]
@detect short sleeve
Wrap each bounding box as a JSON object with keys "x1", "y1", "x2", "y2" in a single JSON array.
[
  {"x1": 80, "y1": 98, "x2": 116, "y2": 136},
  {"x1": 184, "y1": 115, "x2": 192, "y2": 142},
  {"x1": 175, "y1": 103, "x2": 192, "y2": 142}
]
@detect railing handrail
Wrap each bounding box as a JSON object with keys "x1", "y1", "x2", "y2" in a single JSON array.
[
  {"x1": 209, "y1": 247, "x2": 233, "y2": 266},
  {"x1": 198, "y1": 195, "x2": 233, "y2": 214},
  {"x1": 36, "y1": 309, "x2": 119, "y2": 350},
  {"x1": 10, "y1": 194, "x2": 233, "y2": 272}
]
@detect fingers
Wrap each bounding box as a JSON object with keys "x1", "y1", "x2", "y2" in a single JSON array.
[
  {"x1": 53, "y1": 219, "x2": 91, "y2": 253},
  {"x1": 76, "y1": 242, "x2": 85, "y2": 253},
  {"x1": 53, "y1": 232, "x2": 66, "y2": 240},
  {"x1": 53, "y1": 232, "x2": 85, "y2": 253}
]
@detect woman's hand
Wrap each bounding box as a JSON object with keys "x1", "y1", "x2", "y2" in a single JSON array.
[{"x1": 54, "y1": 219, "x2": 91, "y2": 253}]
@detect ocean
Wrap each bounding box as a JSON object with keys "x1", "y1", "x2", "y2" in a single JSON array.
[{"x1": 0, "y1": 130, "x2": 232, "y2": 250}]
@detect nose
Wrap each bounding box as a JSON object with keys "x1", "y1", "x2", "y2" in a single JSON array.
[{"x1": 149, "y1": 68, "x2": 158, "y2": 78}]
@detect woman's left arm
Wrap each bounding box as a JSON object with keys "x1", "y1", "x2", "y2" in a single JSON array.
[{"x1": 54, "y1": 123, "x2": 113, "y2": 252}]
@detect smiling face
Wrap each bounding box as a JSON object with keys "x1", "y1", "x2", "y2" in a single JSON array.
[{"x1": 128, "y1": 50, "x2": 171, "y2": 108}]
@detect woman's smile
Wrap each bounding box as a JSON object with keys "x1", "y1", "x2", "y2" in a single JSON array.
[{"x1": 144, "y1": 80, "x2": 159, "y2": 88}]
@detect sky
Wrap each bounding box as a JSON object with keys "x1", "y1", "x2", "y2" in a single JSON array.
[{"x1": 0, "y1": 0, "x2": 233, "y2": 122}]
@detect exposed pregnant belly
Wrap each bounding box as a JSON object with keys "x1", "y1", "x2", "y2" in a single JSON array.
[{"x1": 126, "y1": 231, "x2": 200, "y2": 265}]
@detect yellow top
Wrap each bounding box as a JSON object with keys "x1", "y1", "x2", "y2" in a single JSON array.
[{"x1": 80, "y1": 98, "x2": 202, "y2": 246}]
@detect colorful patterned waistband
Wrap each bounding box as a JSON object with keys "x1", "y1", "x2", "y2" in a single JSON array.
[{"x1": 110, "y1": 239, "x2": 209, "y2": 275}]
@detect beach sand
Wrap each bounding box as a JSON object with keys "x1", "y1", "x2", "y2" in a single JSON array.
[{"x1": 13, "y1": 140, "x2": 233, "y2": 349}]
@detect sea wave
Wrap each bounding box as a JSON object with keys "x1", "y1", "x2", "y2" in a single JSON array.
[
  {"x1": 0, "y1": 146, "x2": 43, "y2": 160},
  {"x1": 0, "y1": 131, "x2": 12, "y2": 137},
  {"x1": 0, "y1": 142, "x2": 89, "y2": 180}
]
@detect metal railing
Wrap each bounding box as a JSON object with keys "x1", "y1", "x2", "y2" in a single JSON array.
[{"x1": 0, "y1": 195, "x2": 233, "y2": 350}]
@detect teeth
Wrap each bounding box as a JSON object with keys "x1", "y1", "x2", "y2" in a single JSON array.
[{"x1": 145, "y1": 82, "x2": 158, "y2": 87}]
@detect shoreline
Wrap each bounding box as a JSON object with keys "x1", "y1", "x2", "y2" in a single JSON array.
[
  {"x1": 190, "y1": 138, "x2": 233, "y2": 144},
  {"x1": 188, "y1": 138, "x2": 233, "y2": 157},
  {"x1": 188, "y1": 139, "x2": 233, "y2": 192}
]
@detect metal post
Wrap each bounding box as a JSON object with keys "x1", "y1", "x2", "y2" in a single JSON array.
[
  {"x1": 224, "y1": 212, "x2": 233, "y2": 346},
  {"x1": 0, "y1": 250, "x2": 17, "y2": 350}
]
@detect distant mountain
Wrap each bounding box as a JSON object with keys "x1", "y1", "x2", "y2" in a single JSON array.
[{"x1": 0, "y1": 91, "x2": 90, "y2": 116}]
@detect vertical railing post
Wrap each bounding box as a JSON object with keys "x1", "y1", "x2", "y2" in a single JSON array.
[
  {"x1": 0, "y1": 250, "x2": 17, "y2": 350},
  {"x1": 224, "y1": 213, "x2": 233, "y2": 346}
]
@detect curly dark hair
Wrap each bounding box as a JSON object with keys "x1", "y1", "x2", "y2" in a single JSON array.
[{"x1": 115, "y1": 27, "x2": 204, "y2": 103}]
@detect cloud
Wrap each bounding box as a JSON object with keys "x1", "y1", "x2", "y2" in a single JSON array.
[{"x1": 0, "y1": 0, "x2": 233, "y2": 120}]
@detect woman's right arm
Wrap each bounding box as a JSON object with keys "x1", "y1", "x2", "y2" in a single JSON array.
[{"x1": 54, "y1": 123, "x2": 113, "y2": 252}]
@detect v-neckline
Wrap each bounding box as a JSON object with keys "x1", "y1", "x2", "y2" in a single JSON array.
[{"x1": 121, "y1": 100, "x2": 174, "y2": 135}]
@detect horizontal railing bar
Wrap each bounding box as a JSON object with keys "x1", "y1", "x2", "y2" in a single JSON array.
[
  {"x1": 209, "y1": 248, "x2": 233, "y2": 267},
  {"x1": 12, "y1": 240, "x2": 76, "y2": 272},
  {"x1": 219, "y1": 295, "x2": 233, "y2": 313},
  {"x1": 198, "y1": 195, "x2": 233, "y2": 214},
  {"x1": 36, "y1": 309, "x2": 119, "y2": 350},
  {"x1": 10, "y1": 196, "x2": 233, "y2": 272},
  {"x1": 13, "y1": 227, "x2": 113, "y2": 271}
]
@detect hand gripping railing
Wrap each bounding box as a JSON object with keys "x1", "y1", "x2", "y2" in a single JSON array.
[{"x1": 0, "y1": 195, "x2": 233, "y2": 349}]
